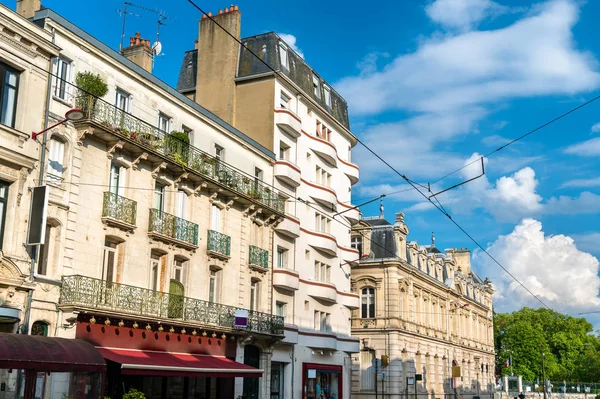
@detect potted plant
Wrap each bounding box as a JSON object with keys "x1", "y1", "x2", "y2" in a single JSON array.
[
  {"x1": 123, "y1": 388, "x2": 146, "y2": 399},
  {"x1": 75, "y1": 71, "x2": 108, "y2": 113},
  {"x1": 167, "y1": 130, "x2": 190, "y2": 164}
]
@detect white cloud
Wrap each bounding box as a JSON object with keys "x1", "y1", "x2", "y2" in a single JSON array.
[
  {"x1": 481, "y1": 134, "x2": 511, "y2": 147},
  {"x1": 277, "y1": 33, "x2": 304, "y2": 59},
  {"x1": 564, "y1": 137, "x2": 600, "y2": 156},
  {"x1": 592, "y1": 122, "x2": 600, "y2": 133},
  {"x1": 425, "y1": 0, "x2": 509, "y2": 31},
  {"x1": 338, "y1": 0, "x2": 600, "y2": 116},
  {"x1": 560, "y1": 177, "x2": 600, "y2": 188},
  {"x1": 571, "y1": 232, "x2": 600, "y2": 255},
  {"x1": 545, "y1": 192, "x2": 600, "y2": 214},
  {"x1": 473, "y1": 219, "x2": 600, "y2": 313}
]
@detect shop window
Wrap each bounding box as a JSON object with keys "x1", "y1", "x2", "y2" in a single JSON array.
[
  {"x1": 244, "y1": 345, "x2": 261, "y2": 399},
  {"x1": 304, "y1": 364, "x2": 341, "y2": 399},
  {"x1": 31, "y1": 321, "x2": 48, "y2": 336},
  {"x1": 270, "y1": 362, "x2": 284, "y2": 399},
  {"x1": 361, "y1": 287, "x2": 375, "y2": 318}
]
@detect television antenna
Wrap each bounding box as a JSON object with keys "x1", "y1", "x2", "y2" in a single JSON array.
[
  {"x1": 117, "y1": 2, "x2": 140, "y2": 54},
  {"x1": 117, "y1": 1, "x2": 175, "y2": 57}
]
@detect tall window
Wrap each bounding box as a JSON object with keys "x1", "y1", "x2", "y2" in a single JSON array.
[
  {"x1": 173, "y1": 257, "x2": 186, "y2": 283},
  {"x1": 150, "y1": 251, "x2": 160, "y2": 291},
  {"x1": 0, "y1": 181, "x2": 7, "y2": 250},
  {"x1": 279, "y1": 42, "x2": 289, "y2": 70},
  {"x1": 210, "y1": 205, "x2": 221, "y2": 232},
  {"x1": 54, "y1": 58, "x2": 72, "y2": 101},
  {"x1": 103, "y1": 239, "x2": 118, "y2": 285},
  {"x1": 276, "y1": 301, "x2": 286, "y2": 318},
  {"x1": 280, "y1": 92, "x2": 291, "y2": 109},
  {"x1": 324, "y1": 85, "x2": 331, "y2": 107},
  {"x1": 314, "y1": 261, "x2": 331, "y2": 283},
  {"x1": 158, "y1": 112, "x2": 171, "y2": 132},
  {"x1": 47, "y1": 138, "x2": 65, "y2": 182},
  {"x1": 209, "y1": 268, "x2": 221, "y2": 303},
  {"x1": 312, "y1": 74, "x2": 320, "y2": 99},
  {"x1": 176, "y1": 190, "x2": 187, "y2": 218},
  {"x1": 315, "y1": 166, "x2": 331, "y2": 187},
  {"x1": 182, "y1": 125, "x2": 193, "y2": 137},
  {"x1": 360, "y1": 351, "x2": 375, "y2": 389},
  {"x1": 361, "y1": 287, "x2": 375, "y2": 318},
  {"x1": 276, "y1": 247, "x2": 288, "y2": 268},
  {"x1": 36, "y1": 224, "x2": 53, "y2": 275},
  {"x1": 279, "y1": 141, "x2": 290, "y2": 160},
  {"x1": 314, "y1": 311, "x2": 331, "y2": 332},
  {"x1": 0, "y1": 62, "x2": 18, "y2": 128},
  {"x1": 314, "y1": 213, "x2": 331, "y2": 234},
  {"x1": 31, "y1": 321, "x2": 48, "y2": 336},
  {"x1": 351, "y1": 235, "x2": 363, "y2": 257},
  {"x1": 250, "y1": 279, "x2": 259, "y2": 311},
  {"x1": 153, "y1": 183, "x2": 165, "y2": 212},
  {"x1": 215, "y1": 144, "x2": 224, "y2": 161},
  {"x1": 108, "y1": 162, "x2": 126, "y2": 196},
  {"x1": 115, "y1": 88, "x2": 131, "y2": 112}
]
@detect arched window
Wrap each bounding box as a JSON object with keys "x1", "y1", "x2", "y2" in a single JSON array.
[
  {"x1": 361, "y1": 287, "x2": 375, "y2": 318},
  {"x1": 31, "y1": 321, "x2": 48, "y2": 336}
]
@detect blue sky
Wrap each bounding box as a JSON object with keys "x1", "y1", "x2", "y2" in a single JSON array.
[{"x1": 19, "y1": 0, "x2": 600, "y2": 324}]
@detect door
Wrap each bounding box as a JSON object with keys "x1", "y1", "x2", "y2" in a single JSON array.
[
  {"x1": 168, "y1": 279, "x2": 184, "y2": 319},
  {"x1": 175, "y1": 190, "x2": 187, "y2": 241}
]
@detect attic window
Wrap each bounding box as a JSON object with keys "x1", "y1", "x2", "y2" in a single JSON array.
[
  {"x1": 279, "y1": 42, "x2": 289, "y2": 70},
  {"x1": 324, "y1": 85, "x2": 331, "y2": 107},
  {"x1": 312, "y1": 74, "x2": 320, "y2": 99}
]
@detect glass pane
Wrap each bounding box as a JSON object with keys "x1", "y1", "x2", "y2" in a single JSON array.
[
  {"x1": 1, "y1": 86, "x2": 16, "y2": 127},
  {"x1": 109, "y1": 164, "x2": 119, "y2": 194}
]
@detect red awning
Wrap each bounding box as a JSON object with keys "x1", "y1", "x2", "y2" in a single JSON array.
[
  {"x1": 0, "y1": 333, "x2": 106, "y2": 373},
  {"x1": 96, "y1": 347, "x2": 263, "y2": 378}
]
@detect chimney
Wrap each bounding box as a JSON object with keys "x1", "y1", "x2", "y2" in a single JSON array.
[
  {"x1": 16, "y1": 0, "x2": 41, "y2": 19},
  {"x1": 122, "y1": 32, "x2": 153, "y2": 73},
  {"x1": 195, "y1": 6, "x2": 241, "y2": 124},
  {"x1": 452, "y1": 248, "x2": 471, "y2": 275}
]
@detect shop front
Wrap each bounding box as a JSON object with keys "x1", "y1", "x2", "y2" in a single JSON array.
[
  {"x1": 302, "y1": 363, "x2": 342, "y2": 399},
  {"x1": 0, "y1": 333, "x2": 106, "y2": 399},
  {"x1": 75, "y1": 315, "x2": 263, "y2": 399}
]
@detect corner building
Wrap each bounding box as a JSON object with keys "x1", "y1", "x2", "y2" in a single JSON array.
[
  {"x1": 350, "y1": 213, "x2": 496, "y2": 399},
  {"x1": 177, "y1": 7, "x2": 361, "y2": 399}
]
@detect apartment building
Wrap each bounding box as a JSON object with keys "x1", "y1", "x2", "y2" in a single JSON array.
[
  {"x1": 350, "y1": 213, "x2": 496, "y2": 399},
  {"x1": 177, "y1": 7, "x2": 361, "y2": 399},
  {"x1": 0, "y1": 0, "x2": 295, "y2": 397}
]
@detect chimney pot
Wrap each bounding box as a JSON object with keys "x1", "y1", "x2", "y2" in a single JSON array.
[
  {"x1": 135, "y1": 32, "x2": 141, "y2": 38},
  {"x1": 202, "y1": 14, "x2": 207, "y2": 19},
  {"x1": 233, "y1": 5, "x2": 238, "y2": 11},
  {"x1": 219, "y1": 9, "x2": 223, "y2": 14},
  {"x1": 129, "y1": 37, "x2": 134, "y2": 46},
  {"x1": 225, "y1": 7, "x2": 229, "y2": 12},
  {"x1": 208, "y1": 12, "x2": 212, "y2": 16}
]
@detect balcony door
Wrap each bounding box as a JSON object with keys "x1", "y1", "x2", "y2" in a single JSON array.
[
  {"x1": 210, "y1": 205, "x2": 221, "y2": 232},
  {"x1": 175, "y1": 190, "x2": 187, "y2": 241},
  {"x1": 102, "y1": 239, "x2": 118, "y2": 304}
]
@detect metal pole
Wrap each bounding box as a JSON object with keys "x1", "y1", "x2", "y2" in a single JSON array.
[
  {"x1": 542, "y1": 352, "x2": 547, "y2": 399},
  {"x1": 510, "y1": 354, "x2": 513, "y2": 376}
]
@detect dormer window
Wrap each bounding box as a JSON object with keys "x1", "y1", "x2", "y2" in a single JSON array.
[
  {"x1": 279, "y1": 42, "x2": 289, "y2": 70},
  {"x1": 312, "y1": 74, "x2": 320, "y2": 99}
]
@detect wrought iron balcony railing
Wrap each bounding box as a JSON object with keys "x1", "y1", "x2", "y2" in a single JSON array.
[
  {"x1": 102, "y1": 192, "x2": 137, "y2": 226},
  {"x1": 59, "y1": 275, "x2": 284, "y2": 335},
  {"x1": 207, "y1": 230, "x2": 231, "y2": 257},
  {"x1": 149, "y1": 209, "x2": 199, "y2": 246},
  {"x1": 76, "y1": 94, "x2": 285, "y2": 214},
  {"x1": 249, "y1": 245, "x2": 269, "y2": 269}
]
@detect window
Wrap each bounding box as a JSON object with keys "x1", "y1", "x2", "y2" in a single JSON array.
[
  {"x1": 314, "y1": 213, "x2": 331, "y2": 234},
  {"x1": 361, "y1": 287, "x2": 375, "y2": 318},
  {"x1": 31, "y1": 321, "x2": 48, "y2": 336},
  {"x1": 150, "y1": 251, "x2": 160, "y2": 291},
  {"x1": 280, "y1": 92, "x2": 291, "y2": 109},
  {"x1": 250, "y1": 279, "x2": 259, "y2": 311},
  {"x1": 276, "y1": 247, "x2": 288, "y2": 269},
  {"x1": 215, "y1": 144, "x2": 224, "y2": 161},
  {"x1": 360, "y1": 351, "x2": 375, "y2": 390},
  {"x1": 351, "y1": 236, "x2": 363, "y2": 257},
  {"x1": 109, "y1": 162, "x2": 126, "y2": 196},
  {"x1": 115, "y1": 88, "x2": 131, "y2": 112},
  {"x1": 0, "y1": 62, "x2": 19, "y2": 128},
  {"x1": 279, "y1": 42, "x2": 289, "y2": 70},
  {"x1": 103, "y1": 239, "x2": 118, "y2": 284},
  {"x1": 173, "y1": 257, "x2": 186, "y2": 283},
  {"x1": 210, "y1": 204, "x2": 221, "y2": 232},
  {"x1": 36, "y1": 224, "x2": 52, "y2": 275},
  {"x1": 312, "y1": 74, "x2": 320, "y2": 99},
  {"x1": 158, "y1": 112, "x2": 171, "y2": 132},
  {"x1": 54, "y1": 58, "x2": 72, "y2": 101},
  {"x1": 0, "y1": 181, "x2": 7, "y2": 250},
  {"x1": 182, "y1": 125, "x2": 193, "y2": 137},
  {"x1": 324, "y1": 85, "x2": 331, "y2": 107},
  {"x1": 153, "y1": 183, "x2": 165, "y2": 212},
  {"x1": 276, "y1": 301, "x2": 286, "y2": 318},
  {"x1": 314, "y1": 311, "x2": 331, "y2": 332},
  {"x1": 279, "y1": 141, "x2": 290, "y2": 160},
  {"x1": 47, "y1": 138, "x2": 65, "y2": 183},
  {"x1": 315, "y1": 166, "x2": 331, "y2": 187},
  {"x1": 209, "y1": 268, "x2": 221, "y2": 303},
  {"x1": 314, "y1": 261, "x2": 330, "y2": 283},
  {"x1": 176, "y1": 190, "x2": 187, "y2": 218}
]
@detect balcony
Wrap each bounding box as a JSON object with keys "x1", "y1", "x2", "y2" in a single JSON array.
[
  {"x1": 337, "y1": 291, "x2": 359, "y2": 310},
  {"x1": 248, "y1": 245, "x2": 269, "y2": 271},
  {"x1": 306, "y1": 229, "x2": 338, "y2": 256},
  {"x1": 307, "y1": 181, "x2": 337, "y2": 210},
  {"x1": 207, "y1": 230, "x2": 231, "y2": 260},
  {"x1": 338, "y1": 204, "x2": 360, "y2": 226},
  {"x1": 59, "y1": 275, "x2": 284, "y2": 336},
  {"x1": 101, "y1": 192, "x2": 137, "y2": 231},
  {"x1": 274, "y1": 160, "x2": 301, "y2": 187},
  {"x1": 74, "y1": 94, "x2": 285, "y2": 217},
  {"x1": 274, "y1": 108, "x2": 301, "y2": 138},
  {"x1": 306, "y1": 280, "x2": 337, "y2": 303},
  {"x1": 304, "y1": 132, "x2": 337, "y2": 167},
  {"x1": 338, "y1": 158, "x2": 359, "y2": 186},
  {"x1": 148, "y1": 209, "x2": 198, "y2": 249},
  {"x1": 272, "y1": 268, "x2": 299, "y2": 291},
  {"x1": 274, "y1": 216, "x2": 300, "y2": 238}
]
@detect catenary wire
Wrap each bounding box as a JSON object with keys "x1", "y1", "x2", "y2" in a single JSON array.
[{"x1": 186, "y1": 0, "x2": 555, "y2": 309}]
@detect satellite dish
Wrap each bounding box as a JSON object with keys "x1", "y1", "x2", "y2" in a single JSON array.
[{"x1": 151, "y1": 41, "x2": 162, "y2": 56}]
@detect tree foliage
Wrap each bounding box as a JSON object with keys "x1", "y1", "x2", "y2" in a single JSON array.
[
  {"x1": 75, "y1": 71, "x2": 108, "y2": 98},
  {"x1": 495, "y1": 308, "x2": 600, "y2": 382}
]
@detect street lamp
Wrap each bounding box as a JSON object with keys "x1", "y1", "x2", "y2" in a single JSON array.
[{"x1": 31, "y1": 108, "x2": 84, "y2": 141}]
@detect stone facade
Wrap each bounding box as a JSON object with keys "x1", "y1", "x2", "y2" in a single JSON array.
[{"x1": 350, "y1": 213, "x2": 496, "y2": 399}]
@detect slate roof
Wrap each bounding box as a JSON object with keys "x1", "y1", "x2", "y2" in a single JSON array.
[{"x1": 176, "y1": 50, "x2": 198, "y2": 93}]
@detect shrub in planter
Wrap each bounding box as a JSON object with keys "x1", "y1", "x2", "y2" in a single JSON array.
[
  {"x1": 167, "y1": 130, "x2": 190, "y2": 163},
  {"x1": 123, "y1": 388, "x2": 146, "y2": 399},
  {"x1": 75, "y1": 71, "x2": 108, "y2": 111}
]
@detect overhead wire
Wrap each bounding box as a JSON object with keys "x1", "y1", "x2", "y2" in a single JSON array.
[{"x1": 185, "y1": 0, "x2": 555, "y2": 309}]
